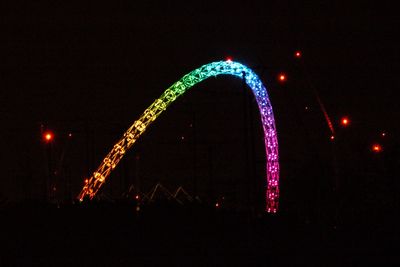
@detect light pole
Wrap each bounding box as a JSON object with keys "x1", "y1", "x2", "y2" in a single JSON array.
[{"x1": 42, "y1": 130, "x2": 54, "y2": 202}]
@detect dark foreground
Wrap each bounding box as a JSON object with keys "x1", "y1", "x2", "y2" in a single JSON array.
[{"x1": 1, "y1": 201, "x2": 399, "y2": 266}]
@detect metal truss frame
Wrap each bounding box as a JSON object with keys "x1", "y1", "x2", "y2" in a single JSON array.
[{"x1": 77, "y1": 60, "x2": 279, "y2": 212}]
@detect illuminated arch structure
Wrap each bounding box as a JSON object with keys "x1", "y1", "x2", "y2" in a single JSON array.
[{"x1": 78, "y1": 60, "x2": 280, "y2": 213}]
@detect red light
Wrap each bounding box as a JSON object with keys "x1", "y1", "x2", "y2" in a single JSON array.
[
  {"x1": 381, "y1": 132, "x2": 386, "y2": 137},
  {"x1": 340, "y1": 117, "x2": 350, "y2": 127},
  {"x1": 135, "y1": 195, "x2": 140, "y2": 200},
  {"x1": 372, "y1": 144, "x2": 382, "y2": 153},
  {"x1": 226, "y1": 57, "x2": 233, "y2": 63},
  {"x1": 215, "y1": 203, "x2": 220, "y2": 208},
  {"x1": 330, "y1": 135, "x2": 335, "y2": 141},
  {"x1": 278, "y1": 73, "x2": 287, "y2": 82},
  {"x1": 43, "y1": 131, "x2": 54, "y2": 142},
  {"x1": 295, "y1": 51, "x2": 301, "y2": 58}
]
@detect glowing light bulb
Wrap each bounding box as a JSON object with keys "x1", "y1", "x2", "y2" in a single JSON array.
[{"x1": 295, "y1": 51, "x2": 301, "y2": 58}]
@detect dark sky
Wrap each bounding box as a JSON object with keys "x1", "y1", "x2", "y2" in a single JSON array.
[{"x1": 0, "y1": 1, "x2": 398, "y2": 209}]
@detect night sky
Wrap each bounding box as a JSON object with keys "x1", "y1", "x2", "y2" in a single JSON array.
[{"x1": 1, "y1": 1, "x2": 398, "y2": 217}]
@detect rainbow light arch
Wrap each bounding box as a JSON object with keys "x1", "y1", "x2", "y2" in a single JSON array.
[{"x1": 78, "y1": 60, "x2": 280, "y2": 213}]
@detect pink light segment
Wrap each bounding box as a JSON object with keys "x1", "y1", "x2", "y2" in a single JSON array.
[{"x1": 219, "y1": 61, "x2": 280, "y2": 212}]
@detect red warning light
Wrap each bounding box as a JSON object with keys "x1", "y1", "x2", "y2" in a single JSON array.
[
  {"x1": 215, "y1": 202, "x2": 220, "y2": 208},
  {"x1": 135, "y1": 195, "x2": 140, "y2": 200},
  {"x1": 330, "y1": 135, "x2": 335, "y2": 141},
  {"x1": 43, "y1": 131, "x2": 54, "y2": 142},
  {"x1": 372, "y1": 144, "x2": 382, "y2": 153},
  {"x1": 226, "y1": 57, "x2": 233, "y2": 63},
  {"x1": 340, "y1": 117, "x2": 350, "y2": 127},
  {"x1": 294, "y1": 51, "x2": 301, "y2": 58},
  {"x1": 278, "y1": 73, "x2": 287, "y2": 83}
]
